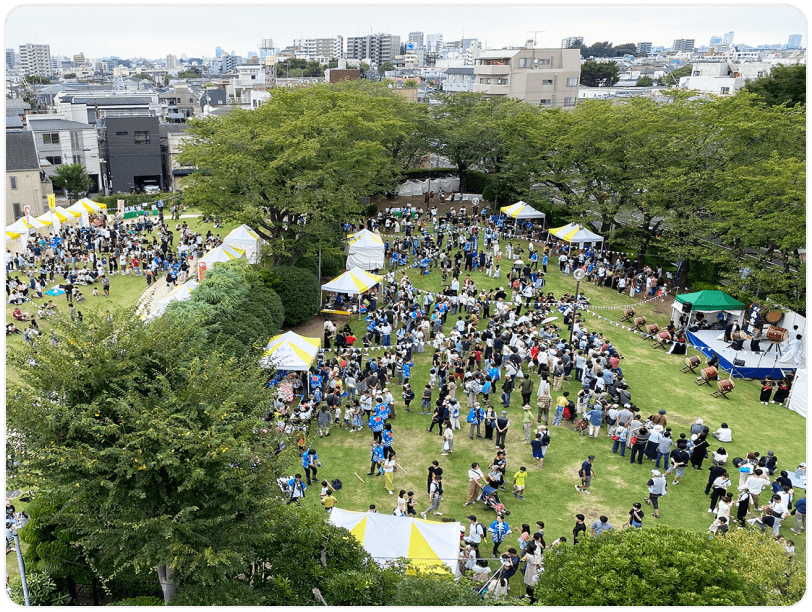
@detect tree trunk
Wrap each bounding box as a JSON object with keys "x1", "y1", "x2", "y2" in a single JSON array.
[
  {"x1": 91, "y1": 577, "x2": 100, "y2": 606},
  {"x1": 66, "y1": 575, "x2": 78, "y2": 605},
  {"x1": 677, "y1": 260, "x2": 690, "y2": 293},
  {"x1": 157, "y1": 564, "x2": 178, "y2": 604}
]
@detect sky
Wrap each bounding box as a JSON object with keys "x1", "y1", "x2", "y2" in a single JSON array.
[{"x1": 4, "y1": 2, "x2": 807, "y2": 59}]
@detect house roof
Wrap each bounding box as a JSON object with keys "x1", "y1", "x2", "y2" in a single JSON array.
[
  {"x1": 477, "y1": 49, "x2": 520, "y2": 60},
  {"x1": 69, "y1": 96, "x2": 152, "y2": 105},
  {"x1": 6, "y1": 131, "x2": 40, "y2": 171},
  {"x1": 5, "y1": 99, "x2": 31, "y2": 111},
  {"x1": 6, "y1": 115, "x2": 23, "y2": 128},
  {"x1": 446, "y1": 67, "x2": 475, "y2": 75},
  {"x1": 27, "y1": 118, "x2": 96, "y2": 131}
]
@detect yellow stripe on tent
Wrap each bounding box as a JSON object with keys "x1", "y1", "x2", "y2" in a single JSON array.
[
  {"x1": 349, "y1": 516, "x2": 367, "y2": 541},
  {"x1": 291, "y1": 344, "x2": 315, "y2": 365},
  {"x1": 406, "y1": 523, "x2": 446, "y2": 575},
  {"x1": 302, "y1": 336, "x2": 322, "y2": 348},
  {"x1": 6, "y1": 231, "x2": 21, "y2": 240},
  {"x1": 350, "y1": 274, "x2": 369, "y2": 291}
]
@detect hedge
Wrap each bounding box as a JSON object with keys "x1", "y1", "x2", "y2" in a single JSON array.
[
  {"x1": 263, "y1": 266, "x2": 321, "y2": 327},
  {"x1": 93, "y1": 194, "x2": 177, "y2": 207}
]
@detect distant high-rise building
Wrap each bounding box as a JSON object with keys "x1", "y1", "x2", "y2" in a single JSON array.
[
  {"x1": 561, "y1": 36, "x2": 584, "y2": 49},
  {"x1": 709, "y1": 35, "x2": 722, "y2": 48},
  {"x1": 407, "y1": 31, "x2": 425, "y2": 49},
  {"x1": 291, "y1": 37, "x2": 344, "y2": 59},
  {"x1": 787, "y1": 34, "x2": 803, "y2": 49},
  {"x1": 19, "y1": 43, "x2": 52, "y2": 77},
  {"x1": 215, "y1": 46, "x2": 223, "y2": 58},
  {"x1": 166, "y1": 54, "x2": 178, "y2": 69},
  {"x1": 259, "y1": 38, "x2": 275, "y2": 60},
  {"x1": 5, "y1": 48, "x2": 15, "y2": 67},
  {"x1": 346, "y1": 33, "x2": 400, "y2": 65},
  {"x1": 636, "y1": 42, "x2": 652, "y2": 55},
  {"x1": 672, "y1": 39, "x2": 695, "y2": 52},
  {"x1": 722, "y1": 31, "x2": 734, "y2": 46},
  {"x1": 426, "y1": 33, "x2": 443, "y2": 53},
  {"x1": 73, "y1": 51, "x2": 85, "y2": 66}
]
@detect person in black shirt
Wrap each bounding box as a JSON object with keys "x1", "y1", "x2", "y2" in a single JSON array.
[
  {"x1": 572, "y1": 514, "x2": 586, "y2": 544},
  {"x1": 427, "y1": 460, "x2": 443, "y2": 494}
]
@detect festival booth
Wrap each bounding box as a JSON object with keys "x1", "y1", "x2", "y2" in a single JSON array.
[
  {"x1": 196, "y1": 244, "x2": 245, "y2": 280},
  {"x1": 146, "y1": 279, "x2": 199, "y2": 319},
  {"x1": 548, "y1": 222, "x2": 604, "y2": 249},
  {"x1": 321, "y1": 267, "x2": 382, "y2": 318},
  {"x1": 677, "y1": 291, "x2": 804, "y2": 378},
  {"x1": 223, "y1": 224, "x2": 262, "y2": 264},
  {"x1": 787, "y1": 368, "x2": 807, "y2": 419},
  {"x1": 328, "y1": 508, "x2": 461, "y2": 576},
  {"x1": 35, "y1": 208, "x2": 71, "y2": 234},
  {"x1": 397, "y1": 177, "x2": 460, "y2": 197},
  {"x1": 5, "y1": 229, "x2": 24, "y2": 256},
  {"x1": 346, "y1": 229, "x2": 385, "y2": 271},
  {"x1": 500, "y1": 201, "x2": 546, "y2": 229},
  {"x1": 260, "y1": 331, "x2": 322, "y2": 397},
  {"x1": 66, "y1": 198, "x2": 105, "y2": 227}
]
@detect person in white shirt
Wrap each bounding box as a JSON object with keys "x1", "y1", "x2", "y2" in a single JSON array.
[
  {"x1": 744, "y1": 468, "x2": 770, "y2": 510},
  {"x1": 464, "y1": 515, "x2": 486, "y2": 544},
  {"x1": 765, "y1": 494, "x2": 790, "y2": 535},
  {"x1": 465, "y1": 463, "x2": 486, "y2": 506},
  {"x1": 712, "y1": 423, "x2": 732, "y2": 443}
]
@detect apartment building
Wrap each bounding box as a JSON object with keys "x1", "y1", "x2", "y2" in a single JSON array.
[
  {"x1": 54, "y1": 90, "x2": 161, "y2": 123},
  {"x1": 19, "y1": 43, "x2": 52, "y2": 77},
  {"x1": 346, "y1": 33, "x2": 400, "y2": 65},
  {"x1": 561, "y1": 36, "x2": 584, "y2": 49},
  {"x1": 26, "y1": 115, "x2": 103, "y2": 192},
  {"x1": 292, "y1": 37, "x2": 344, "y2": 59},
  {"x1": 672, "y1": 39, "x2": 696, "y2": 52},
  {"x1": 6, "y1": 131, "x2": 53, "y2": 221},
  {"x1": 637, "y1": 42, "x2": 653, "y2": 55},
  {"x1": 472, "y1": 46, "x2": 581, "y2": 108}
]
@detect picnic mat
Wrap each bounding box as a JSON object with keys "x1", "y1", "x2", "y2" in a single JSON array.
[{"x1": 44, "y1": 287, "x2": 66, "y2": 296}]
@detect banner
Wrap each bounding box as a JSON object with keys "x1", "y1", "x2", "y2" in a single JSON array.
[
  {"x1": 197, "y1": 261, "x2": 207, "y2": 282},
  {"x1": 117, "y1": 199, "x2": 125, "y2": 214},
  {"x1": 47, "y1": 194, "x2": 56, "y2": 211}
]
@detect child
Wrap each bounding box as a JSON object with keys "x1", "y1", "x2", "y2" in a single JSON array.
[
  {"x1": 708, "y1": 515, "x2": 729, "y2": 536},
  {"x1": 320, "y1": 480, "x2": 330, "y2": 501},
  {"x1": 343, "y1": 403, "x2": 353, "y2": 429},
  {"x1": 402, "y1": 384, "x2": 415, "y2": 413},
  {"x1": 531, "y1": 433, "x2": 544, "y2": 468},
  {"x1": 513, "y1": 466, "x2": 529, "y2": 500},
  {"x1": 428, "y1": 369, "x2": 437, "y2": 388},
  {"x1": 92, "y1": 286, "x2": 100, "y2": 297},
  {"x1": 405, "y1": 491, "x2": 417, "y2": 516},
  {"x1": 450, "y1": 400, "x2": 461, "y2": 430},
  {"x1": 493, "y1": 264, "x2": 501, "y2": 279},
  {"x1": 420, "y1": 384, "x2": 433, "y2": 414}
]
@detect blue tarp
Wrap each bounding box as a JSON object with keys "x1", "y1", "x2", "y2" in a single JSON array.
[{"x1": 686, "y1": 331, "x2": 788, "y2": 380}]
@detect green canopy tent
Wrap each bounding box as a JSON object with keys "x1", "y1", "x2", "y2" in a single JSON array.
[{"x1": 672, "y1": 290, "x2": 746, "y2": 328}]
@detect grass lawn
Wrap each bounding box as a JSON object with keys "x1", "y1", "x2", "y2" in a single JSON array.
[{"x1": 292, "y1": 233, "x2": 806, "y2": 590}]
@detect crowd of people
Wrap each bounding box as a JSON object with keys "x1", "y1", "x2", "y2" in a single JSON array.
[{"x1": 260, "y1": 213, "x2": 805, "y2": 600}]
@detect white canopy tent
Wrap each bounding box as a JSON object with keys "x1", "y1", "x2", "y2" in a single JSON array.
[
  {"x1": 151, "y1": 279, "x2": 199, "y2": 318},
  {"x1": 397, "y1": 177, "x2": 460, "y2": 197},
  {"x1": 7, "y1": 216, "x2": 50, "y2": 234},
  {"x1": 197, "y1": 244, "x2": 246, "y2": 280},
  {"x1": 259, "y1": 331, "x2": 321, "y2": 372},
  {"x1": 66, "y1": 198, "x2": 104, "y2": 227},
  {"x1": 501, "y1": 201, "x2": 546, "y2": 221},
  {"x1": 346, "y1": 229, "x2": 385, "y2": 271},
  {"x1": 35, "y1": 208, "x2": 72, "y2": 234},
  {"x1": 548, "y1": 222, "x2": 604, "y2": 249},
  {"x1": 787, "y1": 368, "x2": 806, "y2": 418},
  {"x1": 223, "y1": 224, "x2": 262, "y2": 264}
]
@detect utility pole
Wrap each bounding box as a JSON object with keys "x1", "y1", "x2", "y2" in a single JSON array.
[
  {"x1": 569, "y1": 268, "x2": 586, "y2": 346},
  {"x1": 7, "y1": 523, "x2": 31, "y2": 606}
]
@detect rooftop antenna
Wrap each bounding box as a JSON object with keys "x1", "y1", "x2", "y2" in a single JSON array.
[{"x1": 527, "y1": 31, "x2": 548, "y2": 46}]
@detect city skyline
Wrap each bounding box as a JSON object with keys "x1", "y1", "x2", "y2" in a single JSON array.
[{"x1": 5, "y1": 2, "x2": 806, "y2": 59}]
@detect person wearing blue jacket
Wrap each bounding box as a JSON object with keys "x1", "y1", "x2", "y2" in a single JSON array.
[
  {"x1": 791, "y1": 496, "x2": 806, "y2": 534},
  {"x1": 467, "y1": 404, "x2": 484, "y2": 439},
  {"x1": 302, "y1": 449, "x2": 321, "y2": 485},
  {"x1": 489, "y1": 514, "x2": 512, "y2": 557},
  {"x1": 287, "y1": 474, "x2": 306, "y2": 504},
  {"x1": 368, "y1": 441, "x2": 384, "y2": 476}
]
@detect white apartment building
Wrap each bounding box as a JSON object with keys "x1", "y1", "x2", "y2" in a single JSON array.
[
  {"x1": 473, "y1": 46, "x2": 581, "y2": 108},
  {"x1": 19, "y1": 43, "x2": 52, "y2": 78},
  {"x1": 26, "y1": 115, "x2": 102, "y2": 190},
  {"x1": 346, "y1": 33, "x2": 400, "y2": 66},
  {"x1": 291, "y1": 37, "x2": 344, "y2": 59}
]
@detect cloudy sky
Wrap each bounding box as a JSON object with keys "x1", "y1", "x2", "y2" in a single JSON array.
[{"x1": 5, "y1": 2, "x2": 806, "y2": 59}]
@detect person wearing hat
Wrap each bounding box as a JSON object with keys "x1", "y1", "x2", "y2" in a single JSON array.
[
  {"x1": 645, "y1": 469, "x2": 667, "y2": 518},
  {"x1": 521, "y1": 404, "x2": 534, "y2": 443},
  {"x1": 576, "y1": 455, "x2": 596, "y2": 494},
  {"x1": 651, "y1": 409, "x2": 667, "y2": 427},
  {"x1": 495, "y1": 410, "x2": 511, "y2": 448}
]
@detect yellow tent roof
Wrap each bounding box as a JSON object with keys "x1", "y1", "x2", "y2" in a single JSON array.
[
  {"x1": 321, "y1": 267, "x2": 382, "y2": 295},
  {"x1": 260, "y1": 331, "x2": 322, "y2": 371},
  {"x1": 549, "y1": 222, "x2": 604, "y2": 245},
  {"x1": 500, "y1": 201, "x2": 545, "y2": 220}
]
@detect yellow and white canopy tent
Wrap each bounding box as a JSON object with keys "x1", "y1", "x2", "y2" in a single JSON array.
[
  {"x1": 196, "y1": 244, "x2": 245, "y2": 280},
  {"x1": 346, "y1": 228, "x2": 385, "y2": 271},
  {"x1": 548, "y1": 222, "x2": 604, "y2": 249},
  {"x1": 259, "y1": 331, "x2": 321, "y2": 383},
  {"x1": 501, "y1": 201, "x2": 546, "y2": 224},
  {"x1": 142, "y1": 279, "x2": 200, "y2": 320},
  {"x1": 5, "y1": 229, "x2": 24, "y2": 256},
  {"x1": 321, "y1": 266, "x2": 382, "y2": 318},
  {"x1": 36, "y1": 208, "x2": 70, "y2": 234},
  {"x1": 223, "y1": 224, "x2": 263, "y2": 264},
  {"x1": 328, "y1": 508, "x2": 462, "y2": 576},
  {"x1": 66, "y1": 198, "x2": 106, "y2": 227}
]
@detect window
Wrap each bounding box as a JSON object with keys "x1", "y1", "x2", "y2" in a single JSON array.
[
  {"x1": 542, "y1": 79, "x2": 553, "y2": 85},
  {"x1": 12, "y1": 203, "x2": 22, "y2": 218},
  {"x1": 518, "y1": 58, "x2": 528, "y2": 68},
  {"x1": 496, "y1": 78, "x2": 508, "y2": 85},
  {"x1": 539, "y1": 99, "x2": 552, "y2": 105},
  {"x1": 250, "y1": 75, "x2": 256, "y2": 80},
  {"x1": 10, "y1": 177, "x2": 17, "y2": 189},
  {"x1": 134, "y1": 131, "x2": 151, "y2": 144},
  {"x1": 535, "y1": 58, "x2": 551, "y2": 65},
  {"x1": 45, "y1": 156, "x2": 62, "y2": 165},
  {"x1": 692, "y1": 71, "x2": 700, "y2": 76},
  {"x1": 42, "y1": 133, "x2": 59, "y2": 144},
  {"x1": 566, "y1": 77, "x2": 578, "y2": 87},
  {"x1": 70, "y1": 132, "x2": 80, "y2": 149},
  {"x1": 720, "y1": 87, "x2": 730, "y2": 95},
  {"x1": 563, "y1": 97, "x2": 576, "y2": 106},
  {"x1": 480, "y1": 78, "x2": 491, "y2": 84},
  {"x1": 72, "y1": 155, "x2": 82, "y2": 164},
  {"x1": 116, "y1": 131, "x2": 129, "y2": 136}
]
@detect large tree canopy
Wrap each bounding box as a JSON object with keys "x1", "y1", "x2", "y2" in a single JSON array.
[
  {"x1": 579, "y1": 59, "x2": 620, "y2": 86},
  {"x1": 743, "y1": 63, "x2": 806, "y2": 107},
  {"x1": 179, "y1": 82, "x2": 419, "y2": 265},
  {"x1": 7, "y1": 309, "x2": 290, "y2": 603}
]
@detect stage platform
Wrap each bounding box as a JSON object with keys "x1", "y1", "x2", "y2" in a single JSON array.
[{"x1": 685, "y1": 330, "x2": 804, "y2": 379}]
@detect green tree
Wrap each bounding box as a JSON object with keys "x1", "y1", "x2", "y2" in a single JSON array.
[
  {"x1": 179, "y1": 84, "x2": 409, "y2": 264},
  {"x1": 743, "y1": 63, "x2": 806, "y2": 107},
  {"x1": 168, "y1": 259, "x2": 285, "y2": 355},
  {"x1": 7, "y1": 308, "x2": 291, "y2": 604},
  {"x1": 264, "y1": 266, "x2": 320, "y2": 327},
  {"x1": 657, "y1": 64, "x2": 692, "y2": 86},
  {"x1": 635, "y1": 75, "x2": 654, "y2": 87},
  {"x1": 132, "y1": 72, "x2": 150, "y2": 80},
  {"x1": 378, "y1": 61, "x2": 395, "y2": 75},
  {"x1": 579, "y1": 60, "x2": 620, "y2": 86},
  {"x1": 177, "y1": 68, "x2": 201, "y2": 78},
  {"x1": 63, "y1": 72, "x2": 77, "y2": 79},
  {"x1": 25, "y1": 75, "x2": 51, "y2": 84},
  {"x1": 403, "y1": 78, "x2": 418, "y2": 88},
  {"x1": 533, "y1": 526, "x2": 804, "y2": 605},
  {"x1": 50, "y1": 162, "x2": 95, "y2": 203}
]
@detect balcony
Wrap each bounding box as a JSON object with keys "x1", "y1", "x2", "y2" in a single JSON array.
[
  {"x1": 472, "y1": 84, "x2": 510, "y2": 96},
  {"x1": 474, "y1": 64, "x2": 511, "y2": 75}
]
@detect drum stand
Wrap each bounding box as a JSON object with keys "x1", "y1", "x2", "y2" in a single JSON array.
[
  {"x1": 710, "y1": 384, "x2": 734, "y2": 399},
  {"x1": 619, "y1": 312, "x2": 634, "y2": 323},
  {"x1": 695, "y1": 375, "x2": 714, "y2": 387},
  {"x1": 680, "y1": 359, "x2": 699, "y2": 373},
  {"x1": 765, "y1": 341, "x2": 783, "y2": 356},
  {"x1": 651, "y1": 337, "x2": 667, "y2": 349}
]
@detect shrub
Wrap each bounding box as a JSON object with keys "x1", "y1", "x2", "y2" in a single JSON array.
[
  {"x1": 9, "y1": 571, "x2": 70, "y2": 606},
  {"x1": 298, "y1": 251, "x2": 345, "y2": 278},
  {"x1": 93, "y1": 194, "x2": 171, "y2": 207},
  {"x1": 170, "y1": 580, "x2": 270, "y2": 606},
  {"x1": 462, "y1": 170, "x2": 491, "y2": 194},
  {"x1": 265, "y1": 266, "x2": 321, "y2": 327},
  {"x1": 108, "y1": 596, "x2": 165, "y2": 606},
  {"x1": 366, "y1": 202, "x2": 379, "y2": 216}
]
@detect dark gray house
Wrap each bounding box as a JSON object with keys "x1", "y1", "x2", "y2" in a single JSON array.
[{"x1": 100, "y1": 116, "x2": 164, "y2": 193}]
